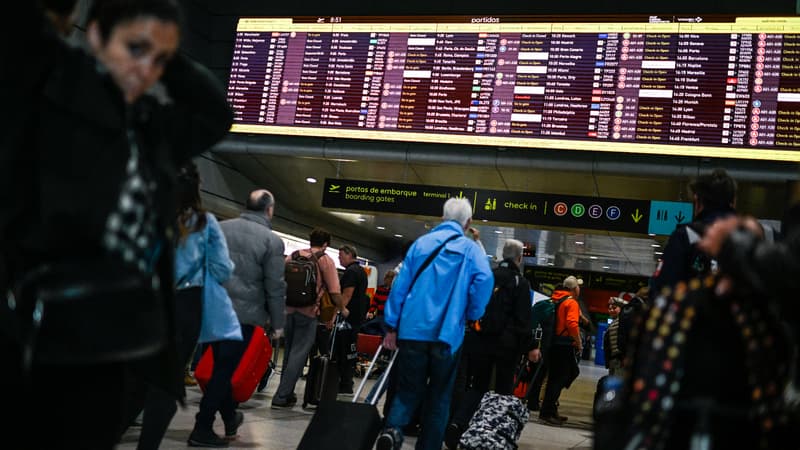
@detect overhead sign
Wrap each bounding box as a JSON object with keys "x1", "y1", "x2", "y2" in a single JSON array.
[
  {"x1": 322, "y1": 178, "x2": 691, "y2": 235},
  {"x1": 647, "y1": 200, "x2": 694, "y2": 236}
]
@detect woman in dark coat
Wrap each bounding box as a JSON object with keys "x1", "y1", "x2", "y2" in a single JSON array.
[{"x1": 0, "y1": 1, "x2": 233, "y2": 447}]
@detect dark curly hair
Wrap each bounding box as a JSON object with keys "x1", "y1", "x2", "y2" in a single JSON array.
[
  {"x1": 689, "y1": 168, "x2": 737, "y2": 211},
  {"x1": 88, "y1": 0, "x2": 182, "y2": 42},
  {"x1": 175, "y1": 161, "x2": 207, "y2": 242}
]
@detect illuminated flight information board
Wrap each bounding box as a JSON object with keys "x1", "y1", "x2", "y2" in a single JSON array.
[{"x1": 226, "y1": 16, "x2": 800, "y2": 161}]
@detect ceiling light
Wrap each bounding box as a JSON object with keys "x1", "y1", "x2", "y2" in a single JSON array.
[
  {"x1": 602, "y1": 266, "x2": 610, "y2": 269},
  {"x1": 651, "y1": 244, "x2": 661, "y2": 248},
  {"x1": 547, "y1": 263, "x2": 555, "y2": 266},
  {"x1": 357, "y1": 217, "x2": 366, "y2": 222},
  {"x1": 394, "y1": 234, "x2": 403, "y2": 238},
  {"x1": 305, "y1": 177, "x2": 317, "y2": 183},
  {"x1": 589, "y1": 256, "x2": 598, "y2": 259},
  {"x1": 376, "y1": 226, "x2": 385, "y2": 230},
  {"x1": 575, "y1": 241, "x2": 584, "y2": 245},
  {"x1": 654, "y1": 251, "x2": 664, "y2": 255},
  {"x1": 494, "y1": 230, "x2": 503, "y2": 234},
  {"x1": 648, "y1": 233, "x2": 656, "y2": 237},
  {"x1": 482, "y1": 219, "x2": 488, "y2": 222}
]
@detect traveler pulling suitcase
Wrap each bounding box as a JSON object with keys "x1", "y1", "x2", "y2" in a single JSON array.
[
  {"x1": 459, "y1": 391, "x2": 530, "y2": 450},
  {"x1": 297, "y1": 343, "x2": 398, "y2": 450},
  {"x1": 302, "y1": 314, "x2": 342, "y2": 409},
  {"x1": 194, "y1": 325, "x2": 273, "y2": 403}
]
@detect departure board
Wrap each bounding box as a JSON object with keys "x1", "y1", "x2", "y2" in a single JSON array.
[{"x1": 226, "y1": 16, "x2": 800, "y2": 162}]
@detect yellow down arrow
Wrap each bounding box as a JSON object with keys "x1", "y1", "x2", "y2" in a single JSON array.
[{"x1": 631, "y1": 208, "x2": 643, "y2": 223}]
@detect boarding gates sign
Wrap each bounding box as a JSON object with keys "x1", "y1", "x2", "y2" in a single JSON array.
[{"x1": 322, "y1": 178, "x2": 692, "y2": 235}]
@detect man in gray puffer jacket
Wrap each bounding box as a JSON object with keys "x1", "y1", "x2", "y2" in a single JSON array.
[{"x1": 221, "y1": 190, "x2": 286, "y2": 339}]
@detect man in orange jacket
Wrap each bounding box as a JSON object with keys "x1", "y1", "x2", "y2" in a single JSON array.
[{"x1": 539, "y1": 276, "x2": 583, "y2": 426}]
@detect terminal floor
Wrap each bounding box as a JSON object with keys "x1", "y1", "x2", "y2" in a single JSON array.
[{"x1": 119, "y1": 360, "x2": 604, "y2": 450}]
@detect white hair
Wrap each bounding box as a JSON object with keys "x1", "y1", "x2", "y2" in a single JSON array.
[
  {"x1": 502, "y1": 239, "x2": 524, "y2": 260},
  {"x1": 442, "y1": 197, "x2": 473, "y2": 227}
]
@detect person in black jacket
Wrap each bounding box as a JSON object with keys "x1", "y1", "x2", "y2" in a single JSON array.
[
  {"x1": 602, "y1": 206, "x2": 799, "y2": 450},
  {"x1": 0, "y1": 1, "x2": 233, "y2": 448},
  {"x1": 445, "y1": 239, "x2": 532, "y2": 449},
  {"x1": 336, "y1": 244, "x2": 369, "y2": 394},
  {"x1": 650, "y1": 168, "x2": 737, "y2": 296},
  {"x1": 699, "y1": 202, "x2": 800, "y2": 394}
]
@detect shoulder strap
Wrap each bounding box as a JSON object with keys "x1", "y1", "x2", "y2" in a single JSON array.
[
  {"x1": 308, "y1": 250, "x2": 326, "y2": 294},
  {"x1": 407, "y1": 233, "x2": 461, "y2": 294},
  {"x1": 508, "y1": 273, "x2": 520, "y2": 289}
]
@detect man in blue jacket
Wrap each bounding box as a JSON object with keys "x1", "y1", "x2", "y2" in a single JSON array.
[{"x1": 377, "y1": 198, "x2": 494, "y2": 450}]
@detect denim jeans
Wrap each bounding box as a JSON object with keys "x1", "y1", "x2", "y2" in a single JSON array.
[
  {"x1": 274, "y1": 311, "x2": 317, "y2": 402},
  {"x1": 384, "y1": 340, "x2": 462, "y2": 450}
]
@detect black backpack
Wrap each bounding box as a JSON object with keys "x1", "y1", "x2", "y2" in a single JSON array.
[
  {"x1": 477, "y1": 272, "x2": 519, "y2": 336},
  {"x1": 285, "y1": 250, "x2": 325, "y2": 307}
]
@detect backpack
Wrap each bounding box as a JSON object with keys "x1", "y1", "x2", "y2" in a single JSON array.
[
  {"x1": 530, "y1": 296, "x2": 569, "y2": 350},
  {"x1": 285, "y1": 250, "x2": 326, "y2": 308},
  {"x1": 477, "y1": 272, "x2": 519, "y2": 336}
]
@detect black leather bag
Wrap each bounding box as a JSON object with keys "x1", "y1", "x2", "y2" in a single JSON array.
[{"x1": 5, "y1": 261, "x2": 167, "y2": 367}]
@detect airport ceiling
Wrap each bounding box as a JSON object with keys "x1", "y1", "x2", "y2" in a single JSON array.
[{"x1": 210, "y1": 138, "x2": 796, "y2": 276}]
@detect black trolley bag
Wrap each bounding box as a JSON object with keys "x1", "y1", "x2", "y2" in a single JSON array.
[
  {"x1": 302, "y1": 314, "x2": 342, "y2": 409},
  {"x1": 297, "y1": 342, "x2": 398, "y2": 450}
]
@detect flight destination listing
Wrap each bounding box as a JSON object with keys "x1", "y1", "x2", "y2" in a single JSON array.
[{"x1": 227, "y1": 19, "x2": 800, "y2": 155}]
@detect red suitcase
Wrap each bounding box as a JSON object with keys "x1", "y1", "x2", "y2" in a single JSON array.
[
  {"x1": 356, "y1": 333, "x2": 382, "y2": 356},
  {"x1": 195, "y1": 326, "x2": 273, "y2": 403}
]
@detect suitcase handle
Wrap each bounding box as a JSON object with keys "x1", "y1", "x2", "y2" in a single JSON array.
[{"x1": 353, "y1": 342, "x2": 398, "y2": 406}]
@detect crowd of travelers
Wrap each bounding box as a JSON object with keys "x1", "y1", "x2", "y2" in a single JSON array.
[{"x1": 2, "y1": 1, "x2": 798, "y2": 449}]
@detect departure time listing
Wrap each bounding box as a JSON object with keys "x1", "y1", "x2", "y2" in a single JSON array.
[{"x1": 226, "y1": 19, "x2": 800, "y2": 156}]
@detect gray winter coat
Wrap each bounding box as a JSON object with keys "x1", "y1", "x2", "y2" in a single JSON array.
[{"x1": 220, "y1": 212, "x2": 286, "y2": 330}]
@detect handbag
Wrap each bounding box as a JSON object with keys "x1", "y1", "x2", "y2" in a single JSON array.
[
  {"x1": 319, "y1": 290, "x2": 337, "y2": 323},
  {"x1": 197, "y1": 223, "x2": 242, "y2": 344},
  {"x1": 6, "y1": 259, "x2": 167, "y2": 368}
]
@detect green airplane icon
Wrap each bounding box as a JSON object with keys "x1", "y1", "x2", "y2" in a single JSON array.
[{"x1": 329, "y1": 184, "x2": 340, "y2": 192}]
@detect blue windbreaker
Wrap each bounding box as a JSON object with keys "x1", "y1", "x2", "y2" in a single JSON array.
[{"x1": 384, "y1": 220, "x2": 494, "y2": 354}]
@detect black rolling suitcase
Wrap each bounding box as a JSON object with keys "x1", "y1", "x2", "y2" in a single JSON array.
[
  {"x1": 297, "y1": 343, "x2": 398, "y2": 450},
  {"x1": 302, "y1": 316, "x2": 341, "y2": 409},
  {"x1": 592, "y1": 375, "x2": 609, "y2": 421}
]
